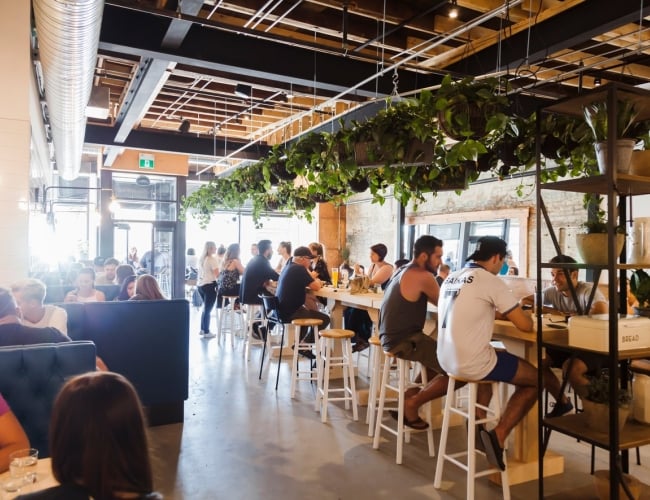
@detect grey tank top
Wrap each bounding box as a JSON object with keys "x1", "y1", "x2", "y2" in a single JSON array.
[{"x1": 379, "y1": 264, "x2": 428, "y2": 351}]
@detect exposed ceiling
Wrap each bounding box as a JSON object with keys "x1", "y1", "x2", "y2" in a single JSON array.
[{"x1": 43, "y1": 0, "x2": 650, "y2": 180}]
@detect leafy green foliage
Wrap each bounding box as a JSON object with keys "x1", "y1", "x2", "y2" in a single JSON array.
[
  {"x1": 586, "y1": 372, "x2": 632, "y2": 408},
  {"x1": 631, "y1": 269, "x2": 650, "y2": 308}
]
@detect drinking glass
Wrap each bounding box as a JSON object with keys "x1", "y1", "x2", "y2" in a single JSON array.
[
  {"x1": 9, "y1": 448, "x2": 38, "y2": 485},
  {"x1": 340, "y1": 269, "x2": 349, "y2": 287},
  {"x1": 331, "y1": 267, "x2": 339, "y2": 288}
]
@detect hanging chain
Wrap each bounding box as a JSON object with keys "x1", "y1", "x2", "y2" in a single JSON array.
[{"x1": 392, "y1": 67, "x2": 400, "y2": 98}]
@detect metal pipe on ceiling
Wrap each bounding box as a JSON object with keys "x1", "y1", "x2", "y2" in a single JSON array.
[{"x1": 33, "y1": 0, "x2": 105, "y2": 181}]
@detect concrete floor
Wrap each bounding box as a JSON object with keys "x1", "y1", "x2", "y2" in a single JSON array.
[{"x1": 147, "y1": 308, "x2": 650, "y2": 499}]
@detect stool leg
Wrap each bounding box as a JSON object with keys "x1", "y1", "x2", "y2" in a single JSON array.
[
  {"x1": 373, "y1": 356, "x2": 392, "y2": 450},
  {"x1": 467, "y1": 382, "x2": 478, "y2": 500},
  {"x1": 367, "y1": 344, "x2": 382, "y2": 436},
  {"x1": 321, "y1": 337, "x2": 332, "y2": 423},
  {"x1": 396, "y1": 359, "x2": 406, "y2": 465},
  {"x1": 419, "y1": 365, "x2": 435, "y2": 457},
  {"x1": 343, "y1": 338, "x2": 358, "y2": 421},
  {"x1": 434, "y1": 377, "x2": 456, "y2": 488},
  {"x1": 491, "y1": 381, "x2": 510, "y2": 500},
  {"x1": 314, "y1": 335, "x2": 324, "y2": 413},
  {"x1": 290, "y1": 325, "x2": 301, "y2": 399}
]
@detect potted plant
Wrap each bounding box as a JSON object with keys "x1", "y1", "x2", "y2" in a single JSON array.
[
  {"x1": 581, "y1": 371, "x2": 632, "y2": 434},
  {"x1": 575, "y1": 194, "x2": 626, "y2": 265},
  {"x1": 630, "y1": 268, "x2": 650, "y2": 317},
  {"x1": 629, "y1": 120, "x2": 650, "y2": 176},
  {"x1": 583, "y1": 99, "x2": 639, "y2": 174}
]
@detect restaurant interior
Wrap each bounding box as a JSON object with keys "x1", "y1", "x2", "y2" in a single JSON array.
[{"x1": 4, "y1": 0, "x2": 650, "y2": 498}]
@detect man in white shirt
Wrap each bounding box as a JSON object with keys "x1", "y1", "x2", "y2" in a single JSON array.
[
  {"x1": 437, "y1": 236, "x2": 535, "y2": 471},
  {"x1": 11, "y1": 278, "x2": 68, "y2": 333}
]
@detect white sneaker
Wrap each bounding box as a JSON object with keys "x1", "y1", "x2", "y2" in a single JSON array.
[{"x1": 202, "y1": 332, "x2": 216, "y2": 339}]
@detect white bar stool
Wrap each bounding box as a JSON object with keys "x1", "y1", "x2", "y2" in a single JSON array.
[
  {"x1": 289, "y1": 318, "x2": 323, "y2": 399},
  {"x1": 219, "y1": 296, "x2": 242, "y2": 346},
  {"x1": 243, "y1": 304, "x2": 264, "y2": 360},
  {"x1": 316, "y1": 328, "x2": 358, "y2": 423},
  {"x1": 433, "y1": 375, "x2": 510, "y2": 500},
  {"x1": 372, "y1": 353, "x2": 435, "y2": 464}
]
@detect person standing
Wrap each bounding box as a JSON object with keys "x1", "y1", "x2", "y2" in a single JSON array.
[
  {"x1": 437, "y1": 236, "x2": 536, "y2": 471},
  {"x1": 379, "y1": 235, "x2": 448, "y2": 429},
  {"x1": 240, "y1": 240, "x2": 279, "y2": 306},
  {"x1": 197, "y1": 241, "x2": 219, "y2": 338}
]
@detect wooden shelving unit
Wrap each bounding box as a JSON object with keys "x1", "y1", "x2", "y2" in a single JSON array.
[{"x1": 535, "y1": 82, "x2": 650, "y2": 499}]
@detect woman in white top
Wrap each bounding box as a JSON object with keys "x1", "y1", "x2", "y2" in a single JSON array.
[
  {"x1": 11, "y1": 278, "x2": 68, "y2": 333},
  {"x1": 198, "y1": 241, "x2": 219, "y2": 337},
  {"x1": 64, "y1": 268, "x2": 106, "y2": 303}
]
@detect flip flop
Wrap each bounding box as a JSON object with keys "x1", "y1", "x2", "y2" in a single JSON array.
[
  {"x1": 388, "y1": 410, "x2": 429, "y2": 430},
  {"x1": 480, "y1": 428, "x2": 506, "y2": 471}
]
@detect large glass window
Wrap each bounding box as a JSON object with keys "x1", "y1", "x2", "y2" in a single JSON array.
[{"x1": 111, "y1": 173, "x2": 177, "y2": 222}]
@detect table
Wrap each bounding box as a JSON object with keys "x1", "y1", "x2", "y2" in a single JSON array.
[{"x1": 0, "y1": 458, "x2": 55, "y2": 498}]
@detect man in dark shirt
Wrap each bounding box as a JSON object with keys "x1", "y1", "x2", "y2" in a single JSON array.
[
  {"x1": 240, "y1": 240, "x2": 279, "y2": 305},
  {"x1": 276, "y1": 246, "x2": 330, "y2": 335},
  {"x1": 0, "y1": 287, "x2": 70, "y2": 346}
]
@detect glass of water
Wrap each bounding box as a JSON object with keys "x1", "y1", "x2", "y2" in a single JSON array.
[{"x1": 9, "y1": 448, "x2": 38, "y2": 485}]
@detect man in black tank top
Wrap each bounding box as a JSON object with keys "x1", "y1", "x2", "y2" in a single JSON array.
[{"x1": 378, "y1": 235, "x2": 450, "y2": 429}]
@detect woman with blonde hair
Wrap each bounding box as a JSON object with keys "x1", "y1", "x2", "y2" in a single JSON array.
[
  {"x1": 197, "y1": 241, "x2": 219, "y2": 338},
  {"x1": 130, "y1": 274, "x2": 165, "y2": 301},
  {"x1": 16, "y1": 372, "x2": 161, "y2": 499}
]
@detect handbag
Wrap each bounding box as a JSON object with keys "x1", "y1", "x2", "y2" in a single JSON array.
[{"x1": 349, "y1": 275, "x2": 370, "y2": 294}]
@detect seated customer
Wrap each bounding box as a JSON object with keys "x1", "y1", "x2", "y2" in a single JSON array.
[
  {"x1": 64, "y1": 268, "x2": 106, "y2": 303},
  {"x1": 0, "y1": 393, "x2": 29, "y2": 473},
  {"x1": 0, "y1": 287, "x2": 70, "y2": 346},
  {"x1": 115, "y1": 264, "x2": 136, "y2": 287},
  {"x1": 16, "y1": 372, "x2": 161, "y2": 500},
  {"x1": 11, "y1": 278, "x2": 68, "y2": 333},
  {"x1": 95, "y1": 258, "x2": 119, "y2": 285},
  {"x1": 130, "y1": 275, "x2": 166, "y2": 301},
  {"x1": 116, "y1": 275, "x2": 137, "y2": 301},
  {"x1": 520, "y1": 254, "x2": 608, "y2": 412},
  {"x1": 276, "y1": 246, "x2": 330, "y2": 351}
]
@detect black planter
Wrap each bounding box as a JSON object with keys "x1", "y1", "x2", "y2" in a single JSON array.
[
  {"x1": 270, "y1": 159, "x2": 297, "y2": 181},
  {"x1": 348, "y1": 175, "x2": 369, "y2": 193},
  {"x1": 497, "y1": 138, "x2": 519, "y2": 167},
  {"x1": 541, "y1": 135, "x2": 563, "y2": 160},
  {"x1": 476, "y1": 152, "x2": 495, "y2": 172}
]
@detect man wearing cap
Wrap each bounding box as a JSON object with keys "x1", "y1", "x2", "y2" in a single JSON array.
[
  {"x1": 437, "y1": 236, "x2": 536, "y2": 471},
  {"x1": 276, "y1": 246, "x2": 330, "y2": 352},
  {"x1": 379, "y1": 235, "x2": 449, "y2": 430}
]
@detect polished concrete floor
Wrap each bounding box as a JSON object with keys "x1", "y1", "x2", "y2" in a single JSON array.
[{"x1": 147, "y1": 308, "x2": 650, "y2": 499}]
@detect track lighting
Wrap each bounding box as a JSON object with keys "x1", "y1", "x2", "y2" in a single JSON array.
[{"x1": 448, "y1": 0, "x2": 458, "y2": 19}]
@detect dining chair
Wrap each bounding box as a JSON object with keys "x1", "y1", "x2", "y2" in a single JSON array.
[{"x1": 258, "y1": 294, "x2": 291, "y2": 389}]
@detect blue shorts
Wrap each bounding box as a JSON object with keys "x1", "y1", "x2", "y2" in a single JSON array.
[{"x1": 482, "y1": 350, "x2": 519, "y2": 383}]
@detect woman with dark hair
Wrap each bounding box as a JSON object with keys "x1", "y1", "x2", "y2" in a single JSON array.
[
  {"x1": 216, "y1": 243, "x2": 245, "y2": 308},
  {"x1": 308, "y1": 242, "x2": 331, "y2": 284},
  {"x1": 16, "y1": 372, "x2": 161, "y2": 500},
  {"x1": 130, "y1": 275, "x2": 166, "y2": 301},
  {"x1": 116, "y1": 275, "x2": 137, "y2": 301},
  {"x1": 63, "y1": 268, "x2": 106, "y2": 303}
]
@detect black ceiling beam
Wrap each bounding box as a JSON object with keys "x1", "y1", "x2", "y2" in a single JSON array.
[
  {"x1": 85, "y1": 125, "x2": 270, "y2": 159},
  {"x1": 447, "y1": 0, "x2": 650, "y2": 80},
  {"x1": 99, "y1": 4, "x2": 442, "y2": 99}
]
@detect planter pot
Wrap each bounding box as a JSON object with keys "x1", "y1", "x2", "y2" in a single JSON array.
[
  {"x1": 581, "y1": 399, "x2": 629, "y2": 434},
  {"x1": 348, "y1": 176, "x2": 369, "y2": 193},
  {"x1": 593, "y1": 470, "x2": 641, "y2": 500},
  {"x1": 594, "y1": 139, "x2": 635, "y2": 174},
  {"x1": 629, "y1": 150, "x2": 650, "y2": 176},
  {"x1": 354, "y1": 141, "x2": 383, "y2": 168},
  {"x1": 403, "y1": 139, "x2": 435, "y2": 166},
  {"x1": 633, "y1": 306, "x2": 650, "y2": 318},
  {"x1": 576, "y1": 233, "x2": 625, "y2": 265}
]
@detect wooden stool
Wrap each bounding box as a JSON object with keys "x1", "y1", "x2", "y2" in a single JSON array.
[
  {"x1": 243, "y1": 304, "x2": 264, "y2": 361},
  {"x1": 366, "y1": 336, "x2": 386, "y2": 437},
  {"x1": 372, "y1": 353, "x2": 435, "y2": 464},
  {"x1": 290, "y1": 318, "x2": 323, "y2": 399},
  {"x1": 316, "y1": 328, "x2": 358, "y2": 423},
  {"x1": 433, "y1": 375, "x2": 509, "y2": 500},
  {"x1": 219, "y1": 296, "x2": 242, "y2": 346}
]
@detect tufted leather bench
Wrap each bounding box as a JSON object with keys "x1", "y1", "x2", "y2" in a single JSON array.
[{"x1": 0, "y1": 341, "x2": 97, "y2": 457}]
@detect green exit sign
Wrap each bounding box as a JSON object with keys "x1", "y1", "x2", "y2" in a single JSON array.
[{"x1": 139, "y1": 153, "x2": 155, "y2": 169}]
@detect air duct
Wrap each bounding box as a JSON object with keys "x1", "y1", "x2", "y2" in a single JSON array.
[{"x1": 32, "y1": 0, "x2": 104, "y2": 181}]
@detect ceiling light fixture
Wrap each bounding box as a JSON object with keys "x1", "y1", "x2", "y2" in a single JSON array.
[
  {"x1": 448, "y1": 0, "x2": 458, "y2": 19},
  {"x1": 234, "y1": 83, "x2": 252, "y2": 98},
  {"x1": 594, "y1": 77, "x2": 602, "y2": 86},
  {"x1": 179, "y1": 119, "x2": 191, "y2": 133}
]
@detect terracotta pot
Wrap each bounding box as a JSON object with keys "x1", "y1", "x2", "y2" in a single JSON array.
[
  {"x1": 594, "y1": 139, "x2": 635, "y2": 174},
  {"x1": 581, "y1": 399, "x2": 629, "y2": 434},
  {"x1": 575, "y1": 233, "x2": 625, "y2": 265},
  {"x1": 629, "y1": 150, "x2": 650, "y2": 176},
  {"x1": 593, "y1": 470, "x2": 641, "y2": 500}
]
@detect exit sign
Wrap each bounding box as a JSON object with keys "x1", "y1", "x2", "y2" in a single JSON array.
[{"x1": 139, "y1": 153, "x2": 155, "y2": 169}]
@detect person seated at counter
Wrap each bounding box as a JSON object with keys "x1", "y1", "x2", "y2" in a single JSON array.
[
  {"x1": 116, "y1": 275, "x2": 137, "y2": 301},
  {"x1": 346, "y1": 243, "x2": 394, "y2": 352},
  {"x1": 0, "y1": 393, "x2": 29, "y2": 473},
  {"x1": 276, "y1": 246, "x2": 330, "y2": 358},
  {"x1": 520, "y1": 254, "x2": 608, "y2": 414},
  {"x1": 11, "y1": 278, "x2": 68, "y2": 333},
  {"x1": 379, "y1": 235, "x2": 449, "y2": 430},
  {"x1": 16, "y1": 372, "x2": 162, "y2": 500},
  {"x1": 437, "y1": 236, "x2": 536, "y2": 471}
]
